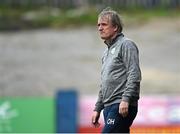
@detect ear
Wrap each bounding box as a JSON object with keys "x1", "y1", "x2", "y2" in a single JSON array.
[{"x1": 113, "y1": 25, "x2": 118, "y2": 32}]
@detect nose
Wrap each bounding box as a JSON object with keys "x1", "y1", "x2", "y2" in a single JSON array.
[{"x1": 98, "y1": 25, "x2": 103, "y2": 31}]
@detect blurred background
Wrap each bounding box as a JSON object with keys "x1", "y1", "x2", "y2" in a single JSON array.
[{"x1": 0, "y1": 0, "x2": 179, "y2": 133}]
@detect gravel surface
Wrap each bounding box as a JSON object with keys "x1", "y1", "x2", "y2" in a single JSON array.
[{"x1": 0, "y1": 18, "x2": 179, "y2": 97}]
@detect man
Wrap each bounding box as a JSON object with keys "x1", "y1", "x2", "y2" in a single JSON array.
[{"x1": 91, "y1": 8, "x2": 141, "y2": 133}]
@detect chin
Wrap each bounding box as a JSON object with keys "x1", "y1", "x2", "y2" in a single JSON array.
[{"x1": 101, "y1": 36, "x2": 107, "y2": 40}]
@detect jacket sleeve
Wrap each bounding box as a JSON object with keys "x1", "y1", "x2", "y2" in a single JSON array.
[
  {"x1": 121, "y1": 39, "x2": 141, "y2": 103},
  {"x1": 94, "y1": 50, "x2": 107, "y2": 112},
  {"x1": 94, "y1": 88, "x2": 104, "y2": 112}
]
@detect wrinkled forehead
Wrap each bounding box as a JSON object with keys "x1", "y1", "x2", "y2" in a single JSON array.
[{"x1": 98, "y1": 14, "x2": 111, "y2": 23}]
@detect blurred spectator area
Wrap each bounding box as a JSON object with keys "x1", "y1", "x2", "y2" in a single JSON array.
[{"x1": 0, "y1": 0, "x2": 179, "y2": 8}]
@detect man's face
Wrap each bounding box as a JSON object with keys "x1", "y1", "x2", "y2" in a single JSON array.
[{"x1": 97, "y1": 15, "x2": 117, "y2": 40}]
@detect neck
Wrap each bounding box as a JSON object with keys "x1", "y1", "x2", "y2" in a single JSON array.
[
  {"x1": 104, "y1": 32, "x2": 120, "y2": 47},
  {"x1": 105, "y1": 32, "x2": 118, "y2": 43}
]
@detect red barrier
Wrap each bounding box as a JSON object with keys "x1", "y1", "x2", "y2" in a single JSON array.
[
  {"x1": 79, "y1": 125, "x2": 180, "y2": 133},
  {"x1": 78, "y1": 127, "x2": 102, "y2": 133}
]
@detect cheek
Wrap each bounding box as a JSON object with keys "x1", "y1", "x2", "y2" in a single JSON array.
[
  {"x1": 105, "y1": 27, "x2": 114, "y2": 32},
  {"x1": 107, "y1": 29, "x2": 115, "y2": 36},
  {"x1": 103, "y1": 28, "x2": 111, "y2": 35}
]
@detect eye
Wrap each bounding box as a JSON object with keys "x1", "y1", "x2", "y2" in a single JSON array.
[{"x1": 101, "y1": 22, "x2": 108, "y2": 26}]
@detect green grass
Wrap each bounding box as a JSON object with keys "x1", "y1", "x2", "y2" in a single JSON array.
[{"x1": 0, "y1": 6, "x2": 179, "y2": 30}]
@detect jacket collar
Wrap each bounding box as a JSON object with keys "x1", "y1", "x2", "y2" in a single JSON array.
[{"x1": 104, "y1": 33, "x2": 124, "y2": 48}]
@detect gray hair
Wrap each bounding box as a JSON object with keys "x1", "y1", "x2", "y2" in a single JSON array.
[{"x1": 98, "y1": 7, "x2": 123, "y2": 33}]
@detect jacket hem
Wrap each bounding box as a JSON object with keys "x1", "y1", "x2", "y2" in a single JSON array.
[{"x1": 104, "y1": 99, "x2": 138, "y2": 108}]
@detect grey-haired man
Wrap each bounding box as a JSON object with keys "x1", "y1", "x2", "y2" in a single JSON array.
[{"x1": 91, "y1": 8, "x2": 141, "y2": 133}]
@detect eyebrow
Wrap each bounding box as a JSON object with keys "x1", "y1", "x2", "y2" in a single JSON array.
[{"x1": 97, "y1": 22, "x2": 108, "y2": 26}]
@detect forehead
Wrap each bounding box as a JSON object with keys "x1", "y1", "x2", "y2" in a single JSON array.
[{"x1": 98, "y1": 15, "x2": 111, "y2": 23}]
